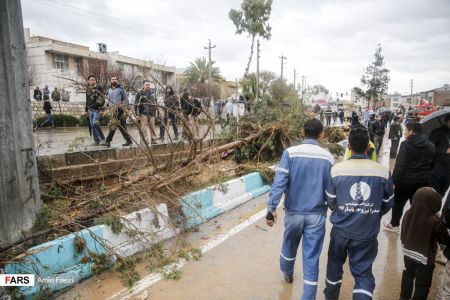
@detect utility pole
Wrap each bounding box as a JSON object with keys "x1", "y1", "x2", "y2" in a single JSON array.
[
  {"x1": 301, "y1": 76, "x2": 307, "y2": 105},
  {"x1": 410, "y1": 78, "x2": 414, "y2": 105},
  {"x1": 0, "y1": 0, "x2": 41, "y2": 247},
  {"x1": 293, "y1": 68, "x2": 297, "y2": 92},
  {"x1": 279, "y1": 55, "x2": 287, "y2": 82},
  {"x1": 256, "y1": 39, "x2": 260, "y2": 102},
  {"x1": 204, "y1": 39, "x2": 216, "y2": 101}
]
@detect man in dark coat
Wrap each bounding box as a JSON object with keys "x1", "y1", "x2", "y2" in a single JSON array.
[
  {"x1": 135, "y1": 80, "x2": 157, "y2": 145},
  {"x1": 384, "y1": 122, "x2": 435, "y2": 232},
  {"x1": 40, "y1": 98, "x2": 55, "y2": 128},
  {"x1": 388, "y1": 115, "x2": 403, "y2": 158},
  {"x1": 159, "y1": 85, "x2": 179, "y2": 141},
  {"x1": 371, "y1": 114, "x2": 385, "y2": 156},
  {"x1": 429, "y1": 113, "x2": 450, "y2": 197},
  {"x1": 33, "y1": 86, "x2": 42, "y2": 101}
]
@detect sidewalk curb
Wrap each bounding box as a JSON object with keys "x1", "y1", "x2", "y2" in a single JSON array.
[{"x1": 5, "y1": 172, "x2": 270, "y2": 299}]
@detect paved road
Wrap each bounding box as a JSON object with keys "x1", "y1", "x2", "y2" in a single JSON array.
[
  {"x1": 56, "y1": 137, "x2": 448, "y2": 300},
  {"x1": 34, "y1": 124, "x2": 223, "y2": 156}
]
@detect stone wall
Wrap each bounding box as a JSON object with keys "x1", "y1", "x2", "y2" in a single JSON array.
[{"x1": 32, "y1": 100, "x2": 85, "y2": 118}]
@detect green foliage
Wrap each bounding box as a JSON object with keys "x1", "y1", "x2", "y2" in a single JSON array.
[
  {"x1": 113, "y1": 256, "x2": 141, "y2": 287},
  {"x1": 6, "y1": 287, "x2": 25, "y2": 300},
  {"x1": 89, "y1": 253, "x2": 113, "y2": 276},
  {"x1": 190, "y1": 248, "x2": 202, "y2": 261},
  {"x1": 31, "y1": 287, "x2": 52, "y2": 300},
  {"x1": 352, "y1": 86, "x2": 366, "y2": 100},
  {"x1": 221, "y1": 97, "x2": 306, "y2": 162},
  {"x1": 360, "y1": 43, "x2": 390, "y2": 108},
  {"x1": 46, "y1": 184, "x2": 61, "y2": 197},
  {"x1": 310, "y1": 84, "x2": 329, "y2": 96},
  {"x1": 162, "y1": 268, "x2": 182, "y2": 280},
  {"x1": 36, "y1": 114, "x2": 79, "y2": 127},
  {"x1": 183, "y1": 57, "x2": 222, "y2": 86},
  {"x1": 271, "y1": 80, "x2": 298, "y2": 101},
  {"x1": 73, "y1": 236, "x2": 87, "y2": 254},
  {"x1": 323, "y1": 142, "x2": 345, "y2": 157},
  {"x1": 323, "y1": 127, "x2": 346, "y2": 143},
  {"x1": 229, "y1": 0, "x2": 272, "y2": 39},
  {"x1": 79, "y1": 113, "x2": 109, "y2": 127},
  {"x1": 94, "y1": 215, "x2": 124, "y2": 235},
  {"x1": 229, "y1": 0, "x2": 273, "y2": 76},
  {"x1": 32, "y1": 204, "x2": 51, "y2": 231}
]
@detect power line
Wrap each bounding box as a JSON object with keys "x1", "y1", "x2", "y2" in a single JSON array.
[{"x1": 29, "y1": 0, "x2": 244, "y2": 62}]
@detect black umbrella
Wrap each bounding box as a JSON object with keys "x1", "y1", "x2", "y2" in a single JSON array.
[{"x1": 420, "y1": 108, "x2": 450, "y2": 135}]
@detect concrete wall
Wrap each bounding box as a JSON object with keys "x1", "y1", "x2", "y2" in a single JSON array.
[{"x1": 31, "y1": 101, "x2": 85, "y2": 118}]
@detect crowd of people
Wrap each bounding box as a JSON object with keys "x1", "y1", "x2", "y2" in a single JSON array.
[
  {"x1": 83, "y1": 75, "x2": 228, "y2": 147},
  {"x1": 266, "y1": 112, "x2": 450, "y2": 299},
  {"x1": 33, "y1": 85, "x2": 71, "y2": 129}
]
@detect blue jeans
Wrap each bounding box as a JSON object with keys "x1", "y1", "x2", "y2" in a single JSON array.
[
  {"x1": 159, "y1": 112, "x2": 179, "y2": 139},
  {"x1": 41, "y1": 113, "x2": 55, "y2": 127},
  {"x1": 280, "y1": 212, "x2": 326, "y2": 300},
  {"x1": 324, "y1": 227, "x2": 378, "y2": 300},
  {"x1": 89, "y1": 110, "x2": 105, "y2": 143}
]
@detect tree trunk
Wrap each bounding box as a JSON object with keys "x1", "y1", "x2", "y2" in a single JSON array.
[{"x1": 244, "y1": 35, "x2": 256, "y2": 77}]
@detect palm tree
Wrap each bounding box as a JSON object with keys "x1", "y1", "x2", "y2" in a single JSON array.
[{"x1": 183, "y1": 57, "x2": 222, "y2": 86}]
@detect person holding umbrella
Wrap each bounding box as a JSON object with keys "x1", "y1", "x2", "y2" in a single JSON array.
[{"x1": 384, "y1": 122, "x2": 435, "y2": 232}]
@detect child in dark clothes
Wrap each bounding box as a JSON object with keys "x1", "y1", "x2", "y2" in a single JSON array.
[{"x1": 400, "y1": 187, "x2": 449, "y2": 300}]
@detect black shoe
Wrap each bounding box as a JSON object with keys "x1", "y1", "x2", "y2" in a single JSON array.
[
  {"x1": 122, "y1": 141, "x2": 132, "y2": 147},
  {"x1": 283, "y1": 273, "x2": 293, "y2": 284},
  {"x1": 102, "y1": 141, "x2": 111, "y2": 147}
]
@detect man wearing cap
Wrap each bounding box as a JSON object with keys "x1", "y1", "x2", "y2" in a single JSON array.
[{"x1": 384, "y1": 122, "x2": 435, "y2": 232}]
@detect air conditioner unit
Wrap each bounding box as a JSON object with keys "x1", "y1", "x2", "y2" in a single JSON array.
[{"x1": 98, "y1": 43, "x2": 107, "y2": 53}]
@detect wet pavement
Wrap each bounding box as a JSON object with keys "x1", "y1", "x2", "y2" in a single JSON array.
[
  {"x1": 34, "y1": 124, "x2": 223, "y2": 156},
  {"x1": 55, "y1": 134, "x2": 448, "y2": 300}
]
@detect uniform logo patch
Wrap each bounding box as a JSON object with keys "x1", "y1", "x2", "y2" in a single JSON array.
[{"x1": 350, "y1": 182, "x2": 371, "y2": 201}]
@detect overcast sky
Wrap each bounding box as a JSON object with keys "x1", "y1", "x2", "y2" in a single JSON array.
[{"x1": 22, "y1": 0, "x2": 450, "y2": 96}]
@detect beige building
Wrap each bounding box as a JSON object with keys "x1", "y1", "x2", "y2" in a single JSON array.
[
  {"x1": 25, "y1": 28, "x2": 176, "y2": 102},
  {"x1": 420, "y1": 84, "x2": 450, "y2": 107}
]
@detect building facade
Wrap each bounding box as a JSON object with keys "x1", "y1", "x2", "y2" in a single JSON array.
[
  {"x1": 420, "y1": 84, "x2": 450, "y2": 107},
  {"x1": 25, "y1": 28, "x2": 176, "y2": 103}
]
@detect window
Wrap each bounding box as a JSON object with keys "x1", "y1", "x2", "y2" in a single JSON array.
[
  {"x1": 74, "y1": 57, "x2": 82, "y2": 74},
  {"x1": 53, "y1": 53, "x2": 68, "y2": 70}
]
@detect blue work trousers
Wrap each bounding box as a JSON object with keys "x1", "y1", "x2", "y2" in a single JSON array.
[
  {"x1": 324, "y1": 227, "x2": 378, "y2": 300},
  {"x1": 280, "y1": 212, "x2": 326, "y2": 300}
]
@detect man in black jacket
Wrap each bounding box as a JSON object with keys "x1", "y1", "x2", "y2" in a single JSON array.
[
  {"x1": 159, "y1": 85, "x2": 179, "y2": 141},
  {"x1": 85, "y1": 75, "x2": 105, "y2": 146},
  {"x1": 135, "y1": 80, "x2": 157, "y2": 145},
  {"x1": 40, "y1": 98, "x2": 55, "y2": 128},
  {"x1": 388, "y1": 115, "x2": 403, "y2": 158},
  {"x1": 33, "y1": 86, "x2": 42, "y2": 101},
  {"x1": 384, "y1": 122, "x2": 435, "y2": 232},
  {"x1": 371, "y1": 114, "x2": 385, "y2": 156},
  {"x1": 430, "y1": 113, "x2": 450, "y2": 197}
]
